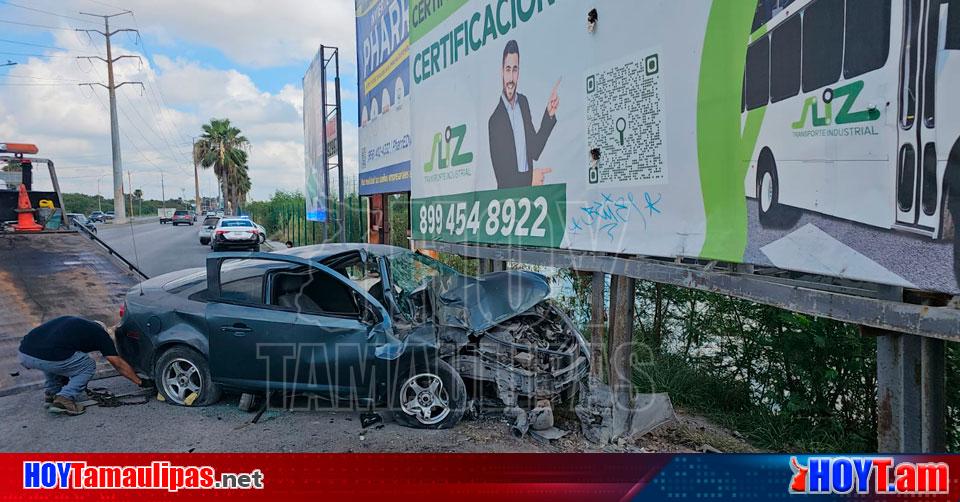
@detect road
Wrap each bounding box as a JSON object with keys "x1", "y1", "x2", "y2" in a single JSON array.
[
  {"x1": 96, "y1": 220, "x2": 219, "y2": 278},
  {"x1": 744, "y1": 200, "x2": 958, "y2": 293}
]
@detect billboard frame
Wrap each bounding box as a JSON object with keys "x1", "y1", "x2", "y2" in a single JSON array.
[{"x1": 416, "y1": 240, "x2": 960, "y2": 340}]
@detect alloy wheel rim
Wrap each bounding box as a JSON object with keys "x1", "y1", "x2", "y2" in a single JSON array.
[
  {"x1": 161, "y1": 358, "x2": 202, "y2": 404},
  {"x1": 399, "y1": 372, "x2": 450, "y2": 425}
]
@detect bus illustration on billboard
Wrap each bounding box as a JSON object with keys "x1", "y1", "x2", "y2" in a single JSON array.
[{"x1": 743, "y1": 0, "x2": 960, "y2": 283}]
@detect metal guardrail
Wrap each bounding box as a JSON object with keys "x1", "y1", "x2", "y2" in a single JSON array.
[{"x1": 72, "y1": 222, "x2": 150, "y2": 280}]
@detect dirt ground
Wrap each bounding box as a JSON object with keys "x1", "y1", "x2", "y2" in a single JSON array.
[{"x1": 0, "y1": 374, "x2": 756, "y2": 453}]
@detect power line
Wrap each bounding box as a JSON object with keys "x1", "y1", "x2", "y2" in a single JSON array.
[
  {"x1": 0, "y1": 18, "x2": 74, "y2": 31},
  {"x1": 0, "y1": 1, "x2": 98, "y2": 24},
  {"x1": 0, "y1": 82, "x2": 75, "y2": 86},
  {"x1": 0, "y1": 38, "x2": 67, "y2": 50},
  {"x1": 2, "y1": 73, "x2": 82, "y2": 82},
  {"x1": 0, "y1": 50, "x2": 74, "y2": 58},
  {"x1": 129, "y1": 12, "x2": 195, "y2": 150}
]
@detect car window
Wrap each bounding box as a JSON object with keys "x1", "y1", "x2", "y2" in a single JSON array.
[
  {"x1": 220, "y1": 220, "x2": 254, "y2": 228},
  {"x1": 269, "y1": 266, "x2": 359, "y2": 317},
  {"x1": 174, "y1": 210, "x2": 189, "y2": 216},
  {"x1": 202, "y1": 217, "x2": 219, "y2": 227},
  {"x1": 218, "y1": 259, "x2": 284, "y2": 305}
]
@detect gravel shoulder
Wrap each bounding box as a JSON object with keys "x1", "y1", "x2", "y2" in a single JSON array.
[{"x1": 1, "y1": 374, "x2": 756, "y2": 453}]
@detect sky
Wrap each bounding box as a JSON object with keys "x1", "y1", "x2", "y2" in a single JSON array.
[{"x1": 0, "y1": 0, "x2": 358, "y2": 202}]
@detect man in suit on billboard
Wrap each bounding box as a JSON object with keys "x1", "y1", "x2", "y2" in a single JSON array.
[{"x1": 488, "y1": 40, "x2": 560, "y2": 189}]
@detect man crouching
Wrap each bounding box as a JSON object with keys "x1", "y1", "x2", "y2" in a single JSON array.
[{"x1": 17, "y1": 316, "x2": 149, "y2": 415}]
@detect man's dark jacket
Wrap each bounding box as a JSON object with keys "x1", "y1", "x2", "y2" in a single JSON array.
[{"x1": 488, "y1": 93, "x2": 556, "y2": 189}]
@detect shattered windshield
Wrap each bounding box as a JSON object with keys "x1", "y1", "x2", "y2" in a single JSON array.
[{"x1": 386, "y1": 251, "x2": 459, "y2": 300}]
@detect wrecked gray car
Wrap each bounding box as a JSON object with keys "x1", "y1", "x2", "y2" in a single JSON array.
[{"x1": 116, "y1": 244, "x2": 589, "y2": 429}]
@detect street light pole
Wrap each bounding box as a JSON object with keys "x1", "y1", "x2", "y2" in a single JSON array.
[
  {"x1": 97, "y1": 173, "x2": 107, "y2": 212},
  {"x1": 193, "y1": 137, "x2": 201, "y2": 214}
]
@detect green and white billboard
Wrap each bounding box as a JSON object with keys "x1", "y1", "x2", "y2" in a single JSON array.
[{"x1": 402, "y1": 0, "x2": 960, "y2": 295}]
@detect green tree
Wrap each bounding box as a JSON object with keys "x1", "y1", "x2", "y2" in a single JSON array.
[
  {"x1": 133, "y1": 188, "x2": 143, "y2": 217},
  {"x1": 193, "y1": 118, "x2": 249, "y2": 215}
]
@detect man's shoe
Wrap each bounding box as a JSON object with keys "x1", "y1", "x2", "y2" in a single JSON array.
[
  {"x1": 44, "y1": 393, "x2": 55, "y2": 404},
  {"x1": 49, "y1": 395, "x2": 85, "y2": 416}
]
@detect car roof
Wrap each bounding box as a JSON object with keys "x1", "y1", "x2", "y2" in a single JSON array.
[{"x1": 275, "y1": 243, "x2": 410, "y2": 261}]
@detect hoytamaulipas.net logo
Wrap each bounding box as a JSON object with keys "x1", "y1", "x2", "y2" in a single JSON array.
[
  {"x1": 789, "y1": 456, "x2": 948, "y2": 495},
  {"x1": 23, "y1": 461, "x2": 264, "y2": 492}
]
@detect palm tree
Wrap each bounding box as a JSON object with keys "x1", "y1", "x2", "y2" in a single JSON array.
[
  {"x1": 133, "y1": 188, "x2": 143, "y2": 217},
  {"x1": 193, "y1": 118, "x2": 249, "y2": 215}
]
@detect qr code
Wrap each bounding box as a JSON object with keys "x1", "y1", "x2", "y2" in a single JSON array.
[{"x1": 585, "y1": 51, "x2": 665, "y2": 185}]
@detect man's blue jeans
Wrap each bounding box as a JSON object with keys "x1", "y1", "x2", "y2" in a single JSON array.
[{"x1": 18, "y1": 351, "x2": 96, "y2": 400}]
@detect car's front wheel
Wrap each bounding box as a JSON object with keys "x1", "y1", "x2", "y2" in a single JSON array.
[
  {"x1": 155, "y1": 346, "x2": 221, "y2": 406},
  {"x1": 393, "y1": 359, "x2": 466, "y2": 429}
]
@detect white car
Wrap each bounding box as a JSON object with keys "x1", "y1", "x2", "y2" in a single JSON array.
[
  {"x1": 209, "y1": 217, "x2": 260, "y2": 252},
  {"x1": 197, "y1": 216, "x2": 220, "y2": 245},
  {"x1": 238, "y1": 216, "x2": 267, "y2": 243}
]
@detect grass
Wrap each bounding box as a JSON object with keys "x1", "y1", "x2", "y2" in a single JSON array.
[{"x1": 637, "y1": 353, "x2": 875, "y2": 452}]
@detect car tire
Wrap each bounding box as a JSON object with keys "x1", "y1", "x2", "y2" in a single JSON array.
[
  {"x1": 756, "y1": 149, "x2": 801, "y2": 229},
  {"x1": 393, "y1": 359, "x2": 466, "y2": 429},
  {"x1": 238, "y1": 393, "x2": 260, "y2": 412},
  {"x1": 155, "y1": 346, "x2": 221, "y2": 407},
  {"x1": 199, "y1": 237, "x2": 209, "y2": 245}
]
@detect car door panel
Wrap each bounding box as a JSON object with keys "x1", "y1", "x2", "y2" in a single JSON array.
[{"x1": 204, "y1": 252, "x2": 393, "y2": 399}]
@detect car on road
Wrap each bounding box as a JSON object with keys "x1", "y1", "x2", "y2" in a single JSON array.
[
  {"x1": 238, "y1": 216, "x2": 267, "y2": 243},
  {"x1": 89, "y1": 210, "x2": 105, "y2": 223},
  {"x1": 115, "y1": 244, "x2": 589, "y2": 429},
  {"x1": 104, "y1": 211, "x2": 115, "y2": 222},
  {"x1": 171, "y1": 210, "x2": 194, "y2": 226},
  {"x1": 209, "y1": 218, "x2": 260, "y2": 252},
  {"x1": 66, "y1": 213, "x2": 96, "y2": 233},
  {"x1": 198, "y1": 216, "x2": 219, "y2": 245}
]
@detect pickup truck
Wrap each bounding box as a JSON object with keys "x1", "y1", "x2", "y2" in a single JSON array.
[{"x1": 158, "y1": 208, "x2": 176, "y2": 224}]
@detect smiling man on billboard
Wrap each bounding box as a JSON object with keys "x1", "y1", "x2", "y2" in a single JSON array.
[{"x1": 488, "y1": 40, "x2": 560, "y2": 189}]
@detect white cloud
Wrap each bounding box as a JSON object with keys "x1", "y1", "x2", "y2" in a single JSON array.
[
  {"x1": 57, "y1": 0, "x2": 357, "y2": 72},
  {"x1": 1, "y1": 5, "x2": 361, "y2": 202}
]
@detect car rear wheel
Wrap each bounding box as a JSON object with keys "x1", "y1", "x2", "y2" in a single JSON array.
[
  {"x1": 155, "y1": 346, "x2": 221, "y2": 406},
  {"x1": 199, "y1": 237, "x2": 209, "y2": 245},
  {"x1": 393, "y1": 359, "x2": 466, "y2": 429}
]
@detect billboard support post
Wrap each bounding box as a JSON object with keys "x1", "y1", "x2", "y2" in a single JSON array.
[
  {"x1": 609, "y1": 275, "x2": 636, "y2": 408},
  {"x1": 319, "y1": 45, "x2": 330, "y2": 242},
  {"x1": 590, "y1": 272, "x2": 607, "y2": 381},
  {"x1": 921, "y1": 337, "x2": 946, "y2": 452},
  {"x1": 874, "y1": 326, "x2": 923, "y2": 453},
  {"x1": 334, "y1": 49, "x2": 345, "y2": 243}
]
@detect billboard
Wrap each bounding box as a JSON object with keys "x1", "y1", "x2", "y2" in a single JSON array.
[
  {"x1": 304, "y1": 50, "x2": 327, "y2": 222},
  {"x1": 407, "y1": 0, "x2": 960, "y2": 294},
  {"x1": 356, "y1": 0, "x2": 412, "y2": 195}
]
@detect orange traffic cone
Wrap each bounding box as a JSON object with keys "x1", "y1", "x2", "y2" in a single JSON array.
[{"x1": 12, "y1": 183, "x2": 42, "y2": 232}]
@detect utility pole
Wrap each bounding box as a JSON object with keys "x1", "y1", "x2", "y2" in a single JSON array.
[
  {"x1": 126, "y1": 171, "x2": 134, "y2": 221},
  {"x1": 76, "y1": 10, "x2": 142, "y2": 225},
  {"x1": 192, "y1": 137, "x2": 201, "y2": 214},
  {"x1": 160, "y1": 171, "x2": 166, "y2": 209}
]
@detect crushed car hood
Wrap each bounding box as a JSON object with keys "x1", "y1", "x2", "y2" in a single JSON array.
[{"x1": 429, "y1": 270, "x2": 551, "y2": 333}]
